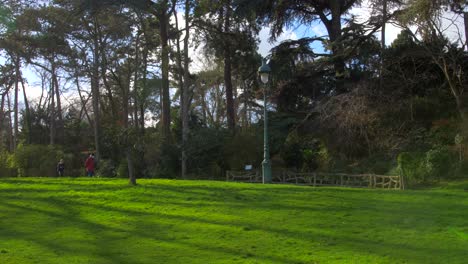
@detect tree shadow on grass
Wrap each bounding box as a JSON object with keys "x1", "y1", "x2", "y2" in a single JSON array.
[
  {"x1": 1, "y1": 179, "x2": 468, "y2": 263},
  {"x1": 0, "y1": 197, "x2": 315, "y2": 264}
]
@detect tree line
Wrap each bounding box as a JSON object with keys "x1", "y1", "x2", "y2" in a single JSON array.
[{"x1": 0, "y1": 0, "x2": 467, "y2": 186}]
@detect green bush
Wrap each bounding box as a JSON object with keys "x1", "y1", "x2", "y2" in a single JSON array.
[
  {"x1": 398, "y1": 147, "x2": 456, "y2": 184},
  {"x1": 397, "y1": 151, "x2": 427, "y2": 184},
  {"x1": 96, "y1": 159, "x2": 116, "y2": 177},
  {"x1": 428, "y1": 119, "x2": 458, "y2": 146},
  {"x1": 184, "y1": 128, "x2": 227, "y2": 179},
  {"x1": 0, "y1": 151, "x2": 9, "y2": 168},
  {"x1": 351, "y1": 154, "x2": 395, "y2": 175},
  {"x1": 141, "y1": 131, "x2": 179, "y2": 178},
  {"x1": 157, "y1": 142, "x2": 180, "y2": 178},
  {"x1": 329, "y1": 157, "x2": 349, "y2": 173},
  {"x1": 302, "y1": 148, "x2": 318, "y2": 171},
  {"x1": 424, "y1": 146, "x2": 454, "y2": 180},
  {"x1": 386, "y1": 165, "x2": 401, "y2": 176},
  {"x1": 13, "y1": 144, "x2": 67, "y2": 177},
  {"x1": 452, "y1": 160, "x2": 468, "y2": 179},
  {"x1": 281, "y1": 133, "x2": 330, "y2": 172},
  {"x1": 281, "y1": 132, "x2": 303, "y2": 170},
  {"x1": 117, "y1": 159, "x2": 128, "y2": 178},
  {"x1": 0, "y1": 151, "x2": 16, "y2": 177},
  {"x1": 224, "y1": 131, "x2": 262, "y2": 171}
]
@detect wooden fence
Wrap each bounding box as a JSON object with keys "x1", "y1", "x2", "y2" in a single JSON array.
[{"x1": 226, "y1": 170, "x2": 403, "y2": 190}]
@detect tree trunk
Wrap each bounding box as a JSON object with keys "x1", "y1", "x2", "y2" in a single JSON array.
[
  {"x1": 441, "y1": 59, "x2": 467, "y2": 120},
  {"x1": 159, "y1": 1, "x2": 171, "y2": 140},
  {"x1": 6, "y1": 93, "x2": 14, "y2": 152},
  {"x1": 14, "y1": 56, "x2": 31, "y2": 145},
  {"x1": 52, "y1": 59, "x2": 64, "y2": 144},
  {"x1": 92, "y1": 32, "x2": 101, "y2": 161},
  {"x1": 173, "y1": 6, "x2": 184, "y2": 119},
  {"x1": 13, "y1": 57, "x2": 19, "y2": 150},
  {"x1": 380, "y1": 0, "x2": 387, "y2": 89},
  {"x1": 127, "y1": 149, "x2": 136, "y2": 185},
  {"x1": 200, "y1": 85, "x2": 208, "y2": 125},
  {"x1": 19, "y1": 72, "x2": 32, "y2": 144},
  {"x1": 98, "y1": 34, "x2": 118, "y2": 120},
  {"x1": 50, "y1": 62, "x2": 56, "y2": 145},
  {"x1": 75, "y1": 73, "x2": 93, "y2": 126},
  {"x1": 181, "y1": 0, "x2": 191, "y2": 179},
  {"x1": 123, "y1": 91, "x2": 136, "y2": 185},
  {"x1": 140, "y1": 45, "x2": 148, "y2": 132},
  {"x1": 0, "y1": 93, "x2": 5, "y2": 150},
  {"x1": 464, "y1": 12, "x2": 468, "y2": 50},
  {"x1": 223, "y1": 1, "x2": 235, "y2": 131},
  {"x1": 243, "y1": 81, "x2": 249, "y2": 128},
  {"x1": 123, "y1": 80, "x2": 136, "y2": 185},
  {"x1": 133, "y1": 32, "x2": 141, "y2": 131},
  {"x1": 174, "y1": 6, "x2": 186, "y2": 178},
  {"x1": 327, "y1": 0, "x2": 346, "y2": 94}
]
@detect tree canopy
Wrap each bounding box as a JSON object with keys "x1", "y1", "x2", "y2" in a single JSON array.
[{"x1": 0, "y1": 0, "x2": 467, "y2": 185}]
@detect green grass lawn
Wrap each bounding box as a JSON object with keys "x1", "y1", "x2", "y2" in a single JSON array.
[{"x1": 0, "y1": 178, "x2": 467, "y2": 264}]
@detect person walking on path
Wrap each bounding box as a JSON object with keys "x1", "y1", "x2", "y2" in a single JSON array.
[
  {"x1": 57, "y1": 159, "x2": 65, "y2": 177},
  {"x1": 85, "y1": 153, "x2": 95, "y2": 177}
]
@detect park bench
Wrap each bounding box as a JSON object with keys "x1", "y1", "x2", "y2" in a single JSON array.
[{"x1": 226, "y1": 170, "x2": 261, "y2": 183}]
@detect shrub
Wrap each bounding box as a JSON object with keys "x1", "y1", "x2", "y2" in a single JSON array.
[
  {"x1": 116, "y1": 159, "x2": 128, "y2": 178},
  {"x1": 397, "y1": 151, "x2": 427, "y2": 184},
  {"x1": 398, "y1": 147, "x2": 456, "y2": 184},
  {"x1": 424, "y1": 146, "x2": 454, "y2": 180},
  {"x1": 142, "y1": 131, "x2": 179, "y2": 178},
  {"x1": 281, "y1": 132, "x2": 303, "y2": 170},
  {"x1": 96, "y1": 159, "x2": 116, "y2": 178},
  {"x1": 13, "y1": 144, "x2": 67, "y2": 177},
  {"x1": 281, "y1": 133, "x2": 330, "y2": 172},
  {"x1": 184, "y1": 128, "x2": 227, "y2": 179},
  {"x1": 429, "y1": 119, "x2": 458, "y2": 146},
  {"x1": 0, "y1": 151, "x2": 16, "y2": 177},
  {"x1": 315, "y1": 140, "x2": 331, "y2": 171},
  {"x1": 157, "y1": 142, "x2": 180, "y2": 178},
  {"x1": 452, "y1": 160, "x2": 468, "y2": 179},
  {"x1": 224, "y1": 131, "x2": 262, "y2": 171},
  {"x1": 302, "y1": 148, "x2": 318, "y2": 171}
]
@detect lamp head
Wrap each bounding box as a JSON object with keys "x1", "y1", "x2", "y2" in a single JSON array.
[{"x1": 258, "y1": 58, "x2": 271, "y2": 84}]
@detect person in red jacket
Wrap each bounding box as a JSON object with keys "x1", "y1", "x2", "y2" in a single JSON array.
[{"x1": 85, "y1": 153, "x2": 95, "y2": 177}]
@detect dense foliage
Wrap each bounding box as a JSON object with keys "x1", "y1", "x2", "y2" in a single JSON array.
[{"x1": 0, "y1": 0, "x2": 467, "y2": 186}]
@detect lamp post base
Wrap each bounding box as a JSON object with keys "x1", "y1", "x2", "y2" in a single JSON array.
[{"x1": 262, "y1": 159, "x2": 272, "y2": 184}]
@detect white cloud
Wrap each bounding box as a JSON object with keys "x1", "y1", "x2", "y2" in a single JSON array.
[
  {"x1": 258, "y1": 26, "x2": 298, "y2": 57},
  {"x1": 311, "y1": 24, "x2": 327, "y2": 37}
]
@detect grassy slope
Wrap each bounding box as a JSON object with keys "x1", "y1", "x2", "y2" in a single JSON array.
[{"x1": 0, "y1": 178, "x2": 467, "y2": 264}]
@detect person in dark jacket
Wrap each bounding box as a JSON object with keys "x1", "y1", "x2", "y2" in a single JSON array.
[
  {"x1": 85, "y1": 153, "x2": 95, "y2": 177},
  {"x1": 57, "y1": 159, "x2": 65, "y2": 177}
]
